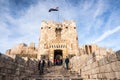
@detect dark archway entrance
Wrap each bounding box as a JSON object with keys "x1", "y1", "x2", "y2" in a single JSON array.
[{"x1": 54, "y1": 50, "x2": 63, "y2": 65}]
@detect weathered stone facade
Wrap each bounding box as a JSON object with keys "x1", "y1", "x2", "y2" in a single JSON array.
[
  {"x1": 6, "y1": 43, "x2": 37, "y2": 58},
  {"x1": 38, "y1": 20, "x2": 79, "y2": 62},
  {"x1": 0, "y1": 53, "x2": 39, "y2": 80},
  {"x1": 70, "y1": 50, "x2": 120, "y2": 80},
  {"x1": 80, "y1": 50, "x2": 120, "y2": 80}
]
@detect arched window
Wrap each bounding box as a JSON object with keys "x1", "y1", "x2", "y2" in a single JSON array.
[
  {"x1": 57, "y1": 45, "x2": 58, "y2": 48},
  {"x1": 61, "y1": 45, "x2": 62, "y2": 48},
  {"x1": 63, "y1": 45, "x2": 65, "y2": 48}
]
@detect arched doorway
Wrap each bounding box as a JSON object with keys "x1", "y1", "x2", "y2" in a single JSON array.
[{"x1": 54, "y1": 50, "x2": 63, "y2": 65}]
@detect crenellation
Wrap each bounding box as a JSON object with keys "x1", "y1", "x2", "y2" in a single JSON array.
[{"x1": 6, "y1": 42, "x2": 37, "y2": 58}]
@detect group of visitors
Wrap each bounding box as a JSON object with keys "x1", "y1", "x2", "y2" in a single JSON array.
[
  {"x1": 54, "y1": 59, "x2": 63, "y2": 65},
  {"x1": 38, "y1": 56, "x2": 70, "y2": 75},
  {"x1": 38, "y1": 59, "x2": 51, "y2": 75}
]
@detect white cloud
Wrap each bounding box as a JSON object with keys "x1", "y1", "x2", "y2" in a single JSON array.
[
  {"x1": 0, "y1": 0, "x2": 120, "y2": 53},
  {"x1": 93, "y1": 0, "x2": 107, "y2": 18},
  {"x1": 94, "y1": 26, "x2": 120, "y2": 43}
]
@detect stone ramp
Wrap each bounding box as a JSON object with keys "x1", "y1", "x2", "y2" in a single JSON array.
[{"x1": 29, "y1": 66, "x2": 82, "y2": 80}]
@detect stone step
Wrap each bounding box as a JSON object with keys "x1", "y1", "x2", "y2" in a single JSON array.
[
  {"x1": 30, "y1": 66, "x2": 83, "y2": 80},
  {"x1": 29, "y1": 75, "x2": 82, "y2": 80},
  {"x1": 31, "y1": 77, "x2": 82, "y2": 80},
  {"x1": 35, "y1": 78, "x2": 82, "y2": 80}
]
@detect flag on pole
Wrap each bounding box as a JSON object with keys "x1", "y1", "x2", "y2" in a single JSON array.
[{"x1": 49, "y1": 7, "x2": 59, "y2": 12}]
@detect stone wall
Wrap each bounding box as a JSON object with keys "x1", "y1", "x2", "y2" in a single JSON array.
[
  {"x1": 70, "y1": 54, "x2": 88, "y2": 72},
  {"x1": 0, "y1": 53, "x2": 39, "y2": 80},
  {"x1": 80, "y1": 50, "x2": 120, "y2": 80},
  {"x1": 70, "y1": 50, "x2": 120, "y2": 80}
]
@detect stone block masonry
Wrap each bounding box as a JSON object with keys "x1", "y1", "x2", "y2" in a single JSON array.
[
  {"x1": 2, "y1": 20, "x2": 118, "y2": 80},
  {"x1": 0, "y1": 53, "x2": 39, "y2": 80},
  {"x1": 80, "y1": 50, "x2": 120, "y2": 80}
]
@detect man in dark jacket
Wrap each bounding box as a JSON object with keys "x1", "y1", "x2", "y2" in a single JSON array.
[
  {"x1": 65, "y1": 56, "x2": 69, "y2": 70},
  {"x1": 38, "y1": 60, "x2": 42, "y2": 75},
  {"x1": 41, "y1": 59, "x2": 45, "y2": 74},
  {"x1": 38, "y1": 59, "x2": 45, "y2": 75}
]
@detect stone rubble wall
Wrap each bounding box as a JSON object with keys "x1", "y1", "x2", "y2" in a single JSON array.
[
  {"x1": 0, "y1": 53, "x2": 39, "y2": 80},
  {"x1": 70, "y1": 50, "x2": 120, "y2": 80}
]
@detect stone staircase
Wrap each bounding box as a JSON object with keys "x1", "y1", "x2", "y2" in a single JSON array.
[{"x1": 29, "y1": 66, "x2": 82, "y2": 80}]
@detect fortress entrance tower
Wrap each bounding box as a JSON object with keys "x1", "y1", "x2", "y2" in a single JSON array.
[{"x1": 38, "y1": 20, "x2": 79, "y2": 63}]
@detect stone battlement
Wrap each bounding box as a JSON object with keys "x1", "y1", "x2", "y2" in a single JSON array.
[
  {"x1": 0, "y1": 53, "x2": 39, "y2": 80},
  {"x1": 6, "y1": 42, "x2": 37, "y2": 58}
]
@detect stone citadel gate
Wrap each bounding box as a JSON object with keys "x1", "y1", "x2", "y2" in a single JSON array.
[{"x1": 38, "y1": 20, "x2": 79, "y2": 64}]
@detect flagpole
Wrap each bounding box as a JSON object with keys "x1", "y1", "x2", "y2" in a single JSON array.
[
  {"x1": 57, "y1": 7, "x2": 60, "y2": 22},
  {"x1": 58, "y1": 11, "x2": 59, "y2": 22}
]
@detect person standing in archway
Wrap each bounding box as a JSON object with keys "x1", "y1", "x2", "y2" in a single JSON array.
[
  {"x1": 54, "y1": 58, "x2": 57, "y2": 65},
  {"x1": 65, "y1": 56, "x2": 69, "y2": 70}
]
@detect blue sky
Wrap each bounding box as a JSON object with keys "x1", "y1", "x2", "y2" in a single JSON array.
[{"x1": 0, "y1": 0, "x2": 120, "y2": 53}]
